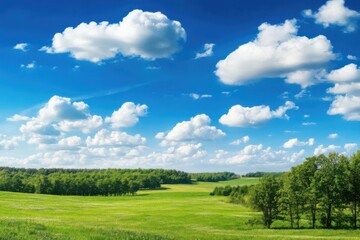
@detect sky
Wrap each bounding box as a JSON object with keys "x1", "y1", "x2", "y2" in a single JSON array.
[{"x1": 0, "y1": 0, "x2": 359, "y2": 173}]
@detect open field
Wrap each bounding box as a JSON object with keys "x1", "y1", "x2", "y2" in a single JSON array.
[{"x1": 0, "y1": 178, "x2": 359, "y2": 240}]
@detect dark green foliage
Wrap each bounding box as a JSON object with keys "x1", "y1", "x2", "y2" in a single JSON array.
[
  {"x1": 247, "y1": 150, "x2": 360, "y2": 229},
  {"x1": 0, "y1": 168, "x2": 191, "y2": 196},
  {"x1": 250, "y1": 176, "x2": 282, "y2": 229},
  {"x1": 190, "y1": 172, "x2": 238, "y2": 182},
  {"x1": 210, "y1": 185, "x2": 252, "y2": 204},
  {"x1": 242, "y1": 172, "x2": 284, "y2": 178}
]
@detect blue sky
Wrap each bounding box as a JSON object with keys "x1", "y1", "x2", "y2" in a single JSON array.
[{"x1": 0, "y1": 0, "x2": 359, "y2": 173}]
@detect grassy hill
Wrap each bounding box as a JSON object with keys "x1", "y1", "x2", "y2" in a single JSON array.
[{"x1": 0, "y1": 178, "x2": 359, "y2": 239}]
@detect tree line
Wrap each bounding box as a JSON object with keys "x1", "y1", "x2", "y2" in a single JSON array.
[
  {"x1": 251, "y1": 151, "x2": 360, "y2": 229},
  {"x1": 0, "y1": 168, "x2": 191, "y2": 196},
  {"x1": 190, "y1": 172, "x2": 238, "y2": 182},
  {"x1": 210, "y1": 185, "x2": 251, "y2": 204},
  {"x1": 242, "y1": 172, "x2": 284, "y2": 178}
]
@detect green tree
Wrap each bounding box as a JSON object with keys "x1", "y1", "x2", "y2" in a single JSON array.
[
  {"x1": 250, "y1": 176, "x2": 282, "y2": 228},
  {"x1": 348, "y1": 150, "x2": 360, "y2": 228}
]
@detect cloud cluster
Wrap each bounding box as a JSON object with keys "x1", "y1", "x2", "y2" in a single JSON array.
[
  {"x1": 303, "y1": 0, "x2": 360, "y2": 33},
  {"x1": 105, "y1": 102, "x2": 148, "y2": 128},
  {"x1": 283, "y1": 138, "x2": 315, "y2": 149},
  {"x1": 326, "y1": 64, "x2": 360, "y2": 121},
  {"x1": 314, "y1": 144, "x2": 341, "y2": 155},
  {"x1": 41, "y1": 9, "x2": 186, "y2": 62},
  {"x1": 215, "y1": 19, "x2": 335, "y2": 87},
  {"x1": 219, "y1": 101, "x2": 298, "y2": 127},
  {"x1": 156, "y1": 114, "x2": 225, "y2": 144}
]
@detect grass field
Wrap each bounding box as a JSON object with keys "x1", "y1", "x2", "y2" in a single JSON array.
[{"x1": 0, "y1": 178, "x2": 359, "y2": 240}]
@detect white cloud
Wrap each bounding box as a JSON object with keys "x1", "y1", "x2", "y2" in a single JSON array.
[
  {"x1": 6, "y1": 114, "x2": 30, "y2": 122},
  {"x1": 286, "y1": 69, "x2": 326, "y2": 89},
  {"x1": 58, "y1": 136, "x2": 82, "y2": 148},
  {"x1": 327, "y1": 64, "x2": 360, "y2": 82},
  {"x1": 327, "y1": 82, "x2": 360, "y2": 95},
  {"x1": 302, "y1": 122, "x2": 317, "y2": 126},
  {"x1": 157, "y1": 114, "x2": 225, "y2": 143},
  {"x1": 327, "y1": 95, "x2": 360, "y2": 120},
  {"x1": 304, "y1": 114, "x2": 310, "y2": 118},
  {"x1": 0, "y1": 134, "x2": 23, "y2": 150},
  {"x1": 19, "y1": 96, "x2": 103, "y2": 141},
  {"x1": 215, "y1": 19, "x2": 335, "y2": 87},
  {"x1": 195, "y1": 43, "x2": 215, "y2": 59},
  {"x1": 186, "y1": 93, "x2": 213, "y2": 100},
  {"x1": 14, "y1": 43, "x2": 28, "y2": 52},
  {"x1": 294, "y1": 89, "x2": 310, "y2": 99},
  {"x1": 41, "y1": 9, "x2": 186, "y2": 63},
  {"x1": 86, "y1": 129, "x2": 146, "y2": 147},
  {"x1": 219, "y1": 101, "x2": 298, "y2": 127},
  {"x1": 21, "y1": 61, "x2": 35, "y2": 69},
  {"x1": 303, "y1": 0, "x2": 360, "y2": 33},
  {"x1": 230, "y1": 135, "x2": 250, "y2": 145},
  {"x1": 58, "y1": 115, "x2": 103, "y2": 134},
  {"x1": 328, "y1": 133, "x2": 339, "y2": 139},
  {"x1": 314, "y1": 144, "x2": 341, "y2": 155},
  {"x1": 283, "y1": 138, "x2": 315, "y2": 149},
  {"x1": 105, "y1": 102, "x2": 147, "y2": 128},
  {"x1": 38, "y1": 96, "x2": 89, "y2": 123},
  {"x1": 344, "y1": 143, "x2": 358, "y2": 153},
  {"x1": 347, "y1": 54, "x2": 358, "y2": 60},
  {"x1": 20, "y1": 121, "x2": 60, "y2": 136}
]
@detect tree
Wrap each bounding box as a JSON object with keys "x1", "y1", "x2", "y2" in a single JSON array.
[
  {"x1": 348, "y1": 150, "x2": 360, "y2": 228},
  {"x1": 250, "y1": 176, "x2": 282, "y2": 228}
]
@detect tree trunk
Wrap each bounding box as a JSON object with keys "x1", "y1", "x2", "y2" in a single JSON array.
[
  {"x1": 354, "y1": 201, "x2": 357, "y2": 228},
  {"x1": 326, "y1": 204, "x2": 332, "y2": 228},
  {"x1": 311, "y1": 204, "x2": 316, "y2": 229}
]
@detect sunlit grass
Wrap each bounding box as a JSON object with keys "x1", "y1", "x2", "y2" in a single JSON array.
[{"x1": 0, "y1": 178, "x2": 359, "y2": 239}]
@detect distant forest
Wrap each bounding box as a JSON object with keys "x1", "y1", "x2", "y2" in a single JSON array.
[
  {"x1": 0, "y1": 168, "x2": 191, "y2": 196},
  {"x1": 0, "y1": 168, "x2": 239, "y2": 196},
  {"x1": 190, "y1": 172, "x2": 238, "y2": 182}
]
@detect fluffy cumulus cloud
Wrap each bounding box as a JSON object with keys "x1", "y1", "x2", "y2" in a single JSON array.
[
  {"x1": 283, "y1": 138, "x2": 315, "y2": 149},
  {"x1": 86, "y1": 129, "x2": 146, "y2": 147},
  {"x1": 20, "y1": 96, "x2": 102, "y2": 136},
  {"x1": 215, "y1": 19, "x2": 335, "y2": 87},
  {"x1": 327, "y1": 95, "x2": 360, "y2": 120},
  {"x1": 210, "y1": 144, "x2": 305, "y2": 166},
  {"x1": 0, "y1": 135, "x2": 23, "y2": 150},
  {"x1": 105, "y1": 102, "x2": 148, "y2": 128},
  {"x1": 6, "y1": 114, "x2": 30, "y2": 122},
  {"x1": 219, "y1": 101, "x2": 298, "y2": 127},
  {"x1": 344, "y1": 143, "x2": 358, "y2": 153},
  {"x1": 303, "y1": 0, "x2": 360, "y2": 33},
  {"x1": 314, "y1": 144, "x2": 341, "y2": 155},
  {"x1": 327, "y1": 64, "x2": 360, "y2": 82},
  {"x1": 326, "y1": 64, "x2": 360, "y2": 120},
  {"x1": 156, "y1": 114, "x2": 225, "y2": 143},
  {"x1": 195, "y1": 43, "x2": 215, "y2": 59},
  {"x1": 41, "y1": 9, "x2": 186, "y2": 62}
]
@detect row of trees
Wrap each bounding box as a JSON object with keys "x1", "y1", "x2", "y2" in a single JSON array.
[
  {"x1": 210, "y1": 185, "x2": 251, "y2": 204},
  {"x1": 242, "y1": 172, "x2": 283, "y2": 178},
  {"x1": 251, "y1": 151, "x2": 360, "y2": 229},
  {"x1": 190, "y1": 172, "x2": 238, "y2": 182},
  {"x1": 0, "y1": 168, "x2": 191, "y2": 196}
]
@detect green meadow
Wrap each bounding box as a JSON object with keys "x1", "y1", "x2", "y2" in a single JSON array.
[{"x1": 0, "y1": 178, "x2": 359, "y2": 240}]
